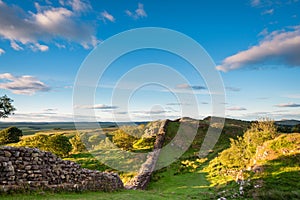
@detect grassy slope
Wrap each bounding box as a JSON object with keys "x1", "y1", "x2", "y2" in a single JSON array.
[{"x1": 7, "y1": 120, "x2": 300, "y2": 200}]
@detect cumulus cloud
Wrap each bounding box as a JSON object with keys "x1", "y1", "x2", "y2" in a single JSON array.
[
  {"x1": 176, "y1": 83, "x2": 206, "y2": 90},
  {"x1": 0, "y1": 48, "x2": 5, "y2": 55},
  {"x1": 275, "y1": 103, "x2": 300, "y2": 107},
  {"x1": 125, "y1": 3, "x2": 147, "y2": 19},
  {"x1": 227, "y1": 106, "x2": 247, "y2": 111},
  {"x1": 0, "y1": 73, "x2": 50, "y2": 95},
  {"x1": 101, "y1": 10, "x2": 115, "y2": 22},
  {"x1": 0, "y1": 0, "x2": 97, "y2": 51},
  {"x1": 216, "y1": 26, "x2": 300, "y2": 72}
]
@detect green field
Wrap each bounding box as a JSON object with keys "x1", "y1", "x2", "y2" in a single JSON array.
[{"x1": 1, "y1": 118, "x2": 300, "y2": 200}]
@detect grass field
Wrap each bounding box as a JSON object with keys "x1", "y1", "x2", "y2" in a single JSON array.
[{"x1": 1, "y1": 119, "x2": 299, "y2": 200}]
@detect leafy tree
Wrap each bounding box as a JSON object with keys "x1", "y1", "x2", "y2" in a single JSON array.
[
  {"x1": 292, "y1": 124, "x2": 300, "y2": 133},
  {"x1": 112, "y1": 129, "x2": 137, "y2": 150},
  {"x1": 70, "y1": 133, "x2": 87, "y2": 153},
  {"x1": 0, "y1": 126, "x2": 23, "y2": 145},
  {"x1": 47, "y1": 134, "x2": 72, "y2": 157},
  {"x1": 0, "y1": 95, "x2": 16, "y2": 118},
  {"x1": 243, "y1": 118, "x2": 277, "y2": 156}
]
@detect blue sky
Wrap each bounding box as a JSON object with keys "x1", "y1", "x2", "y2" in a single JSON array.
[{"x1": 0, "y1": 0, "x2": 300, "y2": 122}]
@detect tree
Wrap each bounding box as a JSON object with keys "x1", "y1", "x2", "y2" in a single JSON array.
[
  {"x1": 0, "y1": 126, "x2": 23, "y2": 145},
  {"x1": 243, "y1": 118, "x2": 277, "y2": 156},
  {"x1": 47, "y1": 134, "x2": 72, "y2": 157},
  {"x1": 0, "y1": 95, "x2": 16, "y2": 118},
  {"x1": 292, "y1": 124, "x2": 300, "y2": 133},
  {"x1": 112, "y1": 129, "x2": 137, "y2": 151},
  {"x1": 70, "y1": 133, "x2": 87, "y2": 153}
]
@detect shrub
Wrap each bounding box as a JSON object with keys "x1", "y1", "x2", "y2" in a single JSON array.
[
  {"x1": 47, "y1": 134, "x2": 72, "y2": 157},
  {"x1": 205, "y1": 118, "x2": 278, "y2": 184},
  {"x1": 0, "y1": 126, "x2": 23, "y2": 145},
  {"x1": 112, "y1": 129, "x2": 137, "y2": 151},
  {"x1": 70, "y1": 133, "x2": 87, "y2": 153}
]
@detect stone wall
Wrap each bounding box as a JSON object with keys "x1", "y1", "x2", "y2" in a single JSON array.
[
  {"x1": 125, "y1": 119, "x2": 170, "y2": 190},
  {"x1": 0, "y1": 146, "x2": 123, "y2": 193}
]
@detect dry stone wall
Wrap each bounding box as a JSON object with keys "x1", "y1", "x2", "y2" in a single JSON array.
[
  {"x1": 125, "y1": 119, "x2": 170, "y2": 190},
  {"x1": 0, "y1": 146, "x2": 123, "y2": 193}
]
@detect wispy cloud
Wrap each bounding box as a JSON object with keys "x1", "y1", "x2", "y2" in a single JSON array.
[
  {"x1": 0, "y1": 73, "x2": 50, "y2": 95},
  {"x1": 227, "y1": 106, "x2": 247, "y2": 111},
  {"x1": 216, "y1": 25, "x2": 300, "y2": 71},
  {"x1": 101, "y1": 10, "x2": 115, "y2": 22},
  {"x1": 125, "y1": 3, "x2": 147, "y2": 19},
  {"x1": 66, "y1": 0, "x2": 91, "y2": 12},
  {"x1": 0, "y1": 0, "x2": 97, "y2": 51},
  {"x1": 226, "y1": 86, "x2": 241, "y2": 92},
  {"x1": 251, "y1": 0, "x2": 261, "y2": 7},
  {"x1": 176, "y1": 83, "x2": 206, "y2": 90},
  {"x1": 262, "y1": 8, "x2": 274, "y2": 15},
  {"x1": 76, "y1": 104, "x2": 118, "y2": 110},
  {"x1": 166, "y1": 103, "x2": 191, "y2": 106},
  {"x1": 0, "y1": 48, "x2": 4, "y2": 55},
  {"x1": 285, "y1": 94, "x2": 300, "y2": 99},
  {"x1": 275, "y1": 103, "x2": 300, "y2": 107}
]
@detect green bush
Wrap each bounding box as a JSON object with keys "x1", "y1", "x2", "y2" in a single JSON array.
[
  {"x1": 205, "y1": 119, "x2": 278, "y2": 184},
  {"x1": 112, "y1": 129, "x2": 137, "y2": 151},
  {"x1": 0, "y1": 126, "x2": 23, "y2": 145},
  {"x1": 132, "y1": 137, "x2": 156, "y2": 150},
  {"x1": 47, "y1": 134, "x2": 72, "y2": 157},
  {"x1": 69, "y1": 133, "x2": 87, "y2": 153}
]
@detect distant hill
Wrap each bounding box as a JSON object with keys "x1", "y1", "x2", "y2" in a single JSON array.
[{"x1": 275, "y1": 119, "x2": 300, "y2": 126}]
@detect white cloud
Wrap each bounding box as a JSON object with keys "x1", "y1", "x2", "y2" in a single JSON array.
[
  {"x1": 76, "y1": 104, "x2": 118, "y2": 110},
  {"x1": 262, "y1": 8, "x2": 274, "y2": 15},
  {"x1": 0, "y1": 1, "x2": 97, "y2": 51},
  {"x1": 226, "y1": 86, "x2": 241, "y2": 92},
  {"x1": 227, "y1": 106, "x2": 247, "y2": 111},
  {"x1": 216, "y1": 25, "x2": 300, "y2": 72},
  {"x1": 251, "y1": 0, "x2": 261, "y2": 7},
  {"x1": 67, "y1": 0, "x2": 91, "y2": 12},
  {"x1": 176, "y1": 83, "x2": 206, "y2": 90},
  {"x1": 101, "y1": 10, "x2": 115, "y2": 22},
  {"x1": 275, "y1": 103, "x2": 300, "y2": 107},
  {"x1": 0, "y1": 73, "x2": 50, "y2": 95},
  {"x1": 258, "y1": 28, "x2": 268, "y2": 36},
  {"x1": 125, "y1": 3, "x2": 147, "y2": 19},
  {"x1": 0, "y1": 48, "x2": 5, "y2": 55},
  {"x1": 30, "y1": 43, "x2": 49, "y2": 52},
  {"x1": 10, "y1": 41, "x2": 23, "y2": 51},
  {"x1": 285, "y1": 94, "x2": 300, "y2": 99}
]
